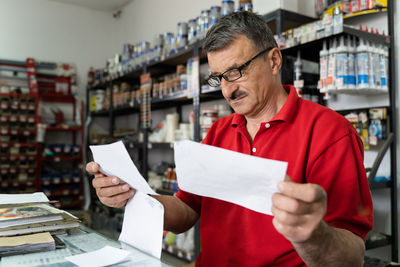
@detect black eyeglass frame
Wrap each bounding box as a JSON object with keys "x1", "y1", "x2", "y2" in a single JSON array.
[{"x1": 206, "y1": 47, "x2": 274, "y2": 87}]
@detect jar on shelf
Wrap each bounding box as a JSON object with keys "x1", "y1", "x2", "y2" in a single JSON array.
[
  {"x1": 221, "y1": 0, "x2": 234, "y2": 16},
  {"x1": 210, "y1": 6, "x2": 221, "y2": 26},
  {"x1": 188, "y1": 19, "x2": 198, "y2": 45},
  {"x1": 177, "y1": 22, "x2": 188, "y2": 48}
]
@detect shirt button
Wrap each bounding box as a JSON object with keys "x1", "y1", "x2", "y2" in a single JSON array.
[
  {"x1": 265, "y1": 123, "x2": 271, "y2": 128},
  {"x1": 252, "y1": 147, "x2": 256, "y2": 153}
]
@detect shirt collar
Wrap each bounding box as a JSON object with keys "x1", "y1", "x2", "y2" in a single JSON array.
[{"x1": 231, "y1": 85, "x2": 299, "y2": 127}]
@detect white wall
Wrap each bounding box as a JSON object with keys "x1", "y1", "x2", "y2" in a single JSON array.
[{"x1": 0, "y1": 0, "x2": 121, "y2": 100}]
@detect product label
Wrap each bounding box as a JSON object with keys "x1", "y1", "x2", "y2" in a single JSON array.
[
  {"x1": 327, "y1": 55, "x2": 336, "y2": 86},
  {"x1": 336, "y1": 53, "x2": 348, "y2": 86},
  {"x1": 319, "y1": 58, "x2": 328, "y2": 88},
  {"x1": 357, "y1": 53, "x2": 369, "y2": 85},
  {"x1": 348, "y1": 54, "x2": 356, "y2": 85}
]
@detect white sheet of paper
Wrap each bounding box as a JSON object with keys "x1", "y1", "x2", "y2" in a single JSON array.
[
  {"x1": 174, "y1": 140, "x2": 288, "y2": 215},
  {"x1": 65, "y1": 245, "x2": 130, "y2": 267},
  {"x1": 0, "y1": 192, "x2": 49, "y2": 205},
  {"x1": 90, "y1": 141, "x2": 156, "y2": 195},
  {"x1": 119, "y1": 191, "x2": 164, "y2": 259}
]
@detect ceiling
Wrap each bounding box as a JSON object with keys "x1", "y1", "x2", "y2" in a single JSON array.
[{"x1": 49, "y1": 0, "x2": 133, "y2": 12}]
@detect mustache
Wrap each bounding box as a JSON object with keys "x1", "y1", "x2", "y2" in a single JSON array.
[{"x1": 230, "y1": 90, "x2": 247, "y2": 100}]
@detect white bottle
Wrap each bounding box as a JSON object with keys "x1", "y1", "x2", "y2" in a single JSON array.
[
  {"x1": 379, "y1": 45, "x2": 389, "y2": 92},
  {"x1": 327, "y1": 38, "x2": 337, "y2": 91},
  {"x1": 368, "y1": 41, "x2": 378, "y2": 90},
  {"x1": 336, "y1": 36, "x2": 348, "y2": 90},
  {"x1": 347, "y1": 36, "x2": 356, "y2": 90},
  {"x1": 319, "y1": 40, "x2": 329, "y2": 93},
  {"x1": 356, "y1": 38, "x2": 370, "y2": 89}
]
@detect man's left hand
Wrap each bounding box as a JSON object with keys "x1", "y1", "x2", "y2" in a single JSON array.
[{"x1": 271, "y1": 175, "x2": 327, "y2": 244}]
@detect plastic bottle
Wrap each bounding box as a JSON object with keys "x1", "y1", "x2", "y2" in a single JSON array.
[
  {"x1": 356, "y1": 38, "x2": 370, "y2": 89},
  {"x1": 335, "y1": 36, "x2": 348, "y2": 90},
  {"x1": 319, "y1": 40, "x2": 329, "y2": 93},
  {"x1": 379, "y1": 45, "x2": 389, "y2": 92},
  {"x1": 327, "y1": 38, "x2": 337, "y2": 91},
  {"x1": 347, "y1": 36, "x2": 356, "y2": 89},
  {"x1": 294, "y1": 50, "x2": 303, "y2": 97},
  {"x1": 368, "y1": 41, "x2": 378, "y2": 90}
]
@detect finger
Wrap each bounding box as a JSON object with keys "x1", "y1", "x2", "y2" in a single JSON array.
[
  {"x1": 86, "y1": 161, "x2": 100, "y2": 174},
  {"x1": 277, "y1": 182, "x2": 326, "y2": 203},
  {"x1": 271, "y1": 205, "x2": 307, "y2": 226},
  {"x1": 284, "y1": 174, "x2": 293, "y2": 182},
  {"x1": 96, "y1": 183, "x2": 132, "y2": 198},
  {"x1": 271, "y1": 192, "x2": 313, "y2": 215},
  {"x1": 92, "y1": 176, "x2": 120, "y2": 189},
  {"x1": 101, "y1": 189, "x2": 135, "y2": 208}
]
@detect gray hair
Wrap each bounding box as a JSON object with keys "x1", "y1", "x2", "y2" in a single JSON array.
[{"x1": 203, "y1": 11, "x2": 277, "y2": 53}]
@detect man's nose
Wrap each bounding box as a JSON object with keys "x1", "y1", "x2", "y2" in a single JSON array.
[{"x1": 221, "y1": 79, "x2": 239, "y2": 97}]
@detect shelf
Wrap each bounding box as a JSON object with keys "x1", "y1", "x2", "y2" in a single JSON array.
[
  {"x1": 280, "y1": 25, "x2": 390, "y2": 62},
  {"x1": 344, "y1": 8, "x2": 387, "y2": 19},
  {"x1": 90, "y1": 110, "x2": 110, "y2": 117},
  {"x1": 42, "y1": 177, "x2": 81, "y2": 186},
  {"x1": 366, "y1": 233, "x2": 391, "y2": 250},
  {"x1": 0, "y1": 180, "x2": 36, "y2": 187},
  {"x1": 46, "y1": 125, "x2": 82, "y2": 131},
  {"x1": 0, "y1": 155, "x2": 35, "y2": 161},
  {"x1": 0, "y1": 129, "x2": 36, "y2": 135},
  {"x1": 369, "y1": 180, "x2": 391, "y2": 189},
  {"x1": 326, "y1": 88, "x2": 388, "y2": 95},
  {"x1": 113, "y1": 105, "x2": 140, "y2": 116},
  {"x1": 39, "y1": 94, "x2": 75, "y2": 103},
  {"x1": 42, "y1": 156, "x2": 81, "y2": 162},
  {"x1": 0, "y1": 142, "x2": 36, "y2": 148},
  {"x1": 151, "y1": 91, "x2": 193, "y2": 110},
  {"x1": 162, "y1": 243, "x2": 194, "y2": 262},
  {"x1": 0, "y1": 93, "x2": 34, "y2": 98}
]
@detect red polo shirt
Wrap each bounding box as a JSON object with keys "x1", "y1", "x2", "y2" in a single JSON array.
[{"x1": 176, "y1": 85, "x2": 373, "y2": 266}]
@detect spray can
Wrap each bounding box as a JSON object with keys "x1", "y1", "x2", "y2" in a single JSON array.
[
  {"x1": 356, "y1": 38, "x2": 370, "y2": 89},
  {"x1": 319, "y1": 40, "x2": 328, "y2": 93},
  {"x1": 347, "y1": 36, "x2": 356, "y2": 89},
  {"x1": 327, "y1": 38, "x2": 337, "y2": 91},
  {"x1": 336, "y1": 36, "x2": 348, "y2": 90}
]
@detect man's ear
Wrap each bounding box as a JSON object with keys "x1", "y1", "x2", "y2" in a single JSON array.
[{"x1": 269, "y1": 48, "x2": 282, "y2": 74}]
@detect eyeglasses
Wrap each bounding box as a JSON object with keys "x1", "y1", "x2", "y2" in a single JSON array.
[{"x1": 206, "y1": 47, "x2": 274, "y2": 87}]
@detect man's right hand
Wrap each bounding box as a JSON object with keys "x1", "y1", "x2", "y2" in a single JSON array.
[{"x1": 86, "y1": 161, "x2": 135, "y2": 208}]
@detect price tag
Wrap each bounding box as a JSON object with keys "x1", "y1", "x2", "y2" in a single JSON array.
[
  {"x1": 178, "y1": 251, "x2": 183, "y2": 258},
  {"x1": 54, "y1": 157, "x2": 60, "y2": 162},
  {"x1": 148, "y1": 143, "x2": 152, "y2": 149},
  {"x1": 10, "y1": 116, "x2": 17, "y2": 122},
  {"x1": 167, "y1": 245, "x2": 173, "y2": 253}
]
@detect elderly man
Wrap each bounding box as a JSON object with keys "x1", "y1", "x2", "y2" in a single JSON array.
[{"x1": 87, "y1": 11, "x2": 372, "y2": 266}]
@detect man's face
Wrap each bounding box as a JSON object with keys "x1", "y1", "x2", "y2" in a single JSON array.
[{"x1": 207, "y1": 35, "x2": 276, "y2": 118}]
